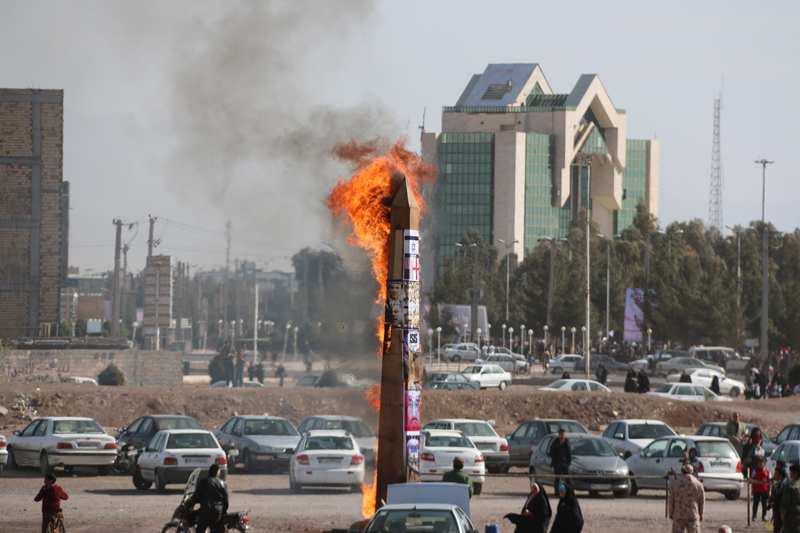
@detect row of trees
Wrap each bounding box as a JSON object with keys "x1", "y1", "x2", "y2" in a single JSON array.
[{"x1": 428, "y1": 203, "x2": 800, "y2": 351}]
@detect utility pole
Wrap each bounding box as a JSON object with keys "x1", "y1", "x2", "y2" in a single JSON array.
[
  {"x1": 122, "y1": 243, "x2": 129, "y2": 327},
  {"x1": 112, "y1": 219, "x2": 123, "y2": 337},
  {"x1": 585, "y1": 214, "x2": 591, "y2": 382},
  {"x1": 223, "y1": 221, "x2": 232, "y2": 338},
  {"x1": 756, "y1": 158, "x2": 773, "y2": 365},
  {"x1": 253, "y1": 286, "x2": 259, "y2": 364},
  {"x1": 497, "y1": 239, "x2": 518, "y2": 321},
  {"x1": 708, "y1": 92, "x2": 723, "y2": 232},
  {"x1": 472, "y1": 245, "x2": 479, "y2": 344},
  {"x1": 148, "y1": 215, "x2": 157, "y2": 257}
]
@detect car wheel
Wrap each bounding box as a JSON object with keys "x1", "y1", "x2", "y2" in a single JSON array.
[
  {"x1": 450, "y1": 355, "x2": 460, "y2": 363},
  {"x1": 724, "y1": 490, "x2": 740, "y2": 501},
  {"x1": 133, "y1": 467, "x2": 152, "y2": 490},
  {"x1": 40, "y1": 451, "x2": 53, "y2": 475},
  {"x1": 628, "y1": 473, "x2": 638, "y2": 496},
  {"x1": 7, "y1": 447, "x2": 17, "y2": 470},
  {"x1": 473, "y1": 482, "x2": 482, "y2": 496},
  {"x1": 614, "y1": 486, "x2": 631, "y2": 498},
  {"x1": 350, "y1": 484, "x2": 361, "y2": 493},
  {"x1": 97, "y1": 465, "x2": 111, "y2": 476},
  {"x1": 291, "y1": 476, "x2": 303, "y2": 494},
  {"x1": 499, "y1": 381, "x2": 507, "y2": 391},
  {"x1": 501, "y1": 465, "x2": 510, "y2": 473},
  {"x1": 243, "y1": 450, "x2": 255, "y2": 473},
  {"x1": 155, "y1": 470, "x2": 167, "y2": 493},
  {"x1": 730, "y1": 387, "x2": 741, "y2": 398}
]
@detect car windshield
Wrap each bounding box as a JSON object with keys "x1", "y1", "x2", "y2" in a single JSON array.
[
  {"x1": 365, "y1": 509, "x2": 458, "y2": 533},
  {"x1": 156, "y1": 418, "x2": 204, "y2": 431},
  {"x1": 305, "y1": 436, "x2": 354, "y2": 450},
  {"x1": 570, "y1": 437, "x2": 615, "y2": 456},
  {"x1": 167, "y1": 432, "x2": 218, "y2": 449},
  {"x1": 245, "y1": 418, "x2": 299, "y2": 436},
  {"x1": 53, "y1": 420, "x2": 105, "y2": 434},
  {"x1": 425, "y1": 435, "x2": 474, "y2": 448},
  {"x1": 628, "y1": 424, "x2": 676, "y2": 439},
  {"x1": 454, "y1": 422, "x2": 496, "y2": 437},
  {"x1": 428, "y1": 373, "x2": 450, "y2": 382},
  {"x1": 323, "y1": 419, "x2": 374, "y2": 438},
  {"x1": 544, "y1": 422, "x2": 587, "y2": 434},
  {"x1": 695, "y1": 440, "x2": 738, "y2": 458},
  {"x1": 296, "y1": 375, "x2": 319, "y2": 386},
  {"x1": 545, "y1": 380, "x2": 567, "y2": 389},
  {"x1": 655, "y1": 384, "x2": 673, "y2": 393},
  {"x1": 426, "y1": 382, "x2": 446, "y2": 389},
  {"x1": 461, "y1": 366, "x2": 482, "y2": 374}
]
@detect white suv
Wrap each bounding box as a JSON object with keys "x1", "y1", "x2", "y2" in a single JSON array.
[
  {"x1": 461, "y1": 365, "x2": 512, "y2": 390},
  {"x1": 423, "y1": 419, "x2": 509, "y2": 473}
]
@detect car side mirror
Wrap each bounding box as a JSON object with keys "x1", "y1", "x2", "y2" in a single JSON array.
[
  {"x1": 506, "y1": 435, "x2": 512, "y2": 440},
  {"x1": 141, "y1": 446, "x2": 148, "y2": 452},
  {"x1": 13, "y1": 430, "x2": 20, "y2": 436},
  {"x1": 614, "y1": 433, "x2": 624, "y2": 440},
  {"x1": 117, "y1": 428, "x2": 125, "y2": 433}
]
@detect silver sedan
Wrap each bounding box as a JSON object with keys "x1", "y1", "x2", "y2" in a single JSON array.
[{"x1": 655, "y1": 356, "x2": 724, "y2": 377}]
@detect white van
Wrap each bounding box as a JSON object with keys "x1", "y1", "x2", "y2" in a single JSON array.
[{"x1": 689, "y1": 347, "x2": 749, "y2": 373}]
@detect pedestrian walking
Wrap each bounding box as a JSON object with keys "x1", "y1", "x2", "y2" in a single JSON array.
[
  {"x1": 781, "y1": 464, "x2": 800, "y2": 533},
  {"x1": 234, "y1": 344, "x2": 245, "y2": 387},
  {"x1": 301, "y1": 340, "x2": 313, "y2": 373},
  {"x1": 551, "y1": 484, "x2": 583, "y2": 533},
  {"x1": 247, "y1": 362, "x2": 255, "y2": 382},
  {"x1": 725, "y1": 412, "x2": 748, "y2": 459},
  {"x1": 752, "y1": 457, "x2": 772, "y2": 522},
  {"x1": 669, "y1": 463, "x2": 705, "y2": 533},
  {"x1": 220, "y1": 341, "x2": 234, "y2": 388},
  {"x1": 275, "y1": 363, "x2": 287, "y2": 387},
  {"x1": 710, "y1": 374, "x2": 721, "y2": 395},
  {"x1": 746, "y1": 427, "x2": 766, "y2": 475},
  {"x1": 504, "y1": 482, "x2": 551, "y2": 533},
  {"x1": 636, "y1": 369, "x2": 650, "y2": 393},
  {"x1": 624, "y1": 369, "x2": 638, "y2": 393},
  {"x1": 549, "y1": 428, "x2": 572, "y2": 490},
  {"x1": 679, "y1": 370, "x2": 692, "y2": 383},
  {"x1": 442, "y1": 457, "x2": 473, "y2": 498},
  {"x1": 255, "y1": 362, "x2": 265, "y2": 385},
  {"x1": 771, "y1": 467, "x2": 789, "y2": 533},
  {"x1": 595, "y1": 364, "x2": 608, "y2": 386}
]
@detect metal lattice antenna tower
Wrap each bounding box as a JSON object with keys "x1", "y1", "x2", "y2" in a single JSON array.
[{"x1": 708, "y1": 91, "x2": 723, "y2": 231}]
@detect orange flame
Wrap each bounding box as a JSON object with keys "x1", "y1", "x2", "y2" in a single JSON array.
[
  {"x1": 366, "y1": 382, "x2": 381, "y2": 416},
  {"x1": 361, "y1": 470, "x2": 378, "y2": 519}
]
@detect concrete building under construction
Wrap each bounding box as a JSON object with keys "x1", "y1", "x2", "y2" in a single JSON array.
[
  {"x1": 422, "y1": 64, "x2": 659, "y2": 275},
  {"x1": 0, "y1": 89, "x2": 68, "y2": 339}
]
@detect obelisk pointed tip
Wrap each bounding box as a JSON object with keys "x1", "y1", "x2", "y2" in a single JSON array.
[{"x1": 391, "y1": 175, "x2": 418, "y2": 209}]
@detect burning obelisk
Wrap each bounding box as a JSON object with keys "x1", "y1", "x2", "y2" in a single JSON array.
[{"x1": 376, "y1": 177, "x2": 422, "y2": 507}]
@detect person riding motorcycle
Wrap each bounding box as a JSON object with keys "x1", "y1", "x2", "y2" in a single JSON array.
[{"x1": 184, "y1": 465, "x2": 229, "y2": 533}]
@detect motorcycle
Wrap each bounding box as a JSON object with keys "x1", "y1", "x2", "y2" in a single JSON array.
[
  {"x1": 161, "y1": 467, "x2": 250, "y2": 533},
  {"x1": 111, "y1": 442, "x2": 139, "y2": 475}
]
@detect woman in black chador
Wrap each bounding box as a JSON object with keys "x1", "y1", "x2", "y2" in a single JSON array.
[
  {"x1": 550, "y1": 484, "x2": 583, "y2": 533},
  {"x1": 504, "y1": 482, "x2": 552, "y2": 533},
  {"x1": 624, "y1": 368, "x2": 637, "y2": 393}
]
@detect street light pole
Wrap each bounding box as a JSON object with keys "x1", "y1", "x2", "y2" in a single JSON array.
[
  {"x1": 502, "y1": 324, "x2": 507, "y2": 349},
  {"x1": 755, "y1": 158, "x2": 774, "y2": 365},
  {"x1": 585, "y1": 215, "x2": 591, "y2": 382},
  {"x1": 519, "y1": 324, "x2": 525, "y2": 356},
  {"x1": 597, "y1": 234, "x2": 611, "y2": 339},
  {"x1": 561, "y1": 326, "x2": 565, "y2": 356},
  {"x1": 436, "y1": 327, "x2": 442, "y2": 366},
  {"x1": 571, "y1": 327, "x2": 576, "y2": 353},
  {"x1": 497, "y1": 239, "x2": 518, "y2": 321}
]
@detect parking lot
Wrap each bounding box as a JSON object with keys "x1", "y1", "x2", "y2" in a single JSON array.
[{"x1": 1, "y1": 464, "x2": 756, "y2": 533}]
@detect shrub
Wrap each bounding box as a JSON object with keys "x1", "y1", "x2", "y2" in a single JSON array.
[
  {"x1": 208, "y1": 355, "x2": 226, "y2": 384},
  {"x1": 97, "y1": 363, "x2": 125, "y2": 386},
  {"x1": 316, "y1": 370, "x2": 343, "y2": 388},
  {"x1": 788, "y1": 362, "x2": 800, "y2": 389}
]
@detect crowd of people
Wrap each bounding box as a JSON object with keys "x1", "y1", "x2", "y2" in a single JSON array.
[{"x1": 216, "y1": 340, "x2": 305, "y2": 388}]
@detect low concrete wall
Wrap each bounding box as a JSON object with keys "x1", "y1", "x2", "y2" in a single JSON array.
[{"x1": 2, "y1": 349, "x2": 183, "y2": 387}]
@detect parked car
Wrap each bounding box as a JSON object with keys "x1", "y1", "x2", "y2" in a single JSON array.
[
  {"x1": 547, "y1": 354, "x2": 584, "y2": 375},
  {"x1": 461, "y1": 365, "x2": 512, "y2": 390},
  {"x1": 538, "y1": 379, "x2": 611, "y2": 393},
  {"x1": 505, "y1": 419, "x2": 588, "y2": 468},
  {"x1": 422, "y1": 381, "x2": 480, "y2": 391},
  {"x1": 767, "y1": 440, "x2": 800, "y2": 472},
  {"x1": 134, "y1": 429, "x2": 227, "y2": 492},
  {"x1": 213, "y1": 415, "x2": 301, "y2": 472},
  {"x1": 529, "y1": 433, "x2": 631, "y2": 498},
  {"x1": 775, "y1": 424, "x2": 800, "y2": 446},
  {"x1": 625, "y1": 436, "x2": 743, "y2": 499},
  {"x1": 434, "y1": 344, "x2": 455, "y2": 358},
  {"x1": 601, "y1": 420, "x2": 676, "y2": 459},
  {"x1": 427, "y1": 372, "x2": 474, "y2": 384},
  {"x1": 116, "y1": 415, "x2": 205, "y2": 451},
  {"x1": 487, "y1": 346, "x2": 527, "y2": 362},
  {"x1": 696, "y1": 422, "x2": 777, "y2": 457},
  {"x1": 422, "y1": 419, "x2": 508, "y2": 473},
  {"x1": 296, "y1": 416, "x2": 376, "y2": 465},
  {"x1": 475, "y1": 354, "x2": 527, "y2": 373},
  {"x1": 363, "y1": 504, "x2": 477, "y2": 533},
  {"x1": 445, "y1": 343, "x2": 481, "y2": 363},
  {"x1": 574, "y1": 354, "x2": 628, "y2": 373},
  {"x1": 689, "y1": 346, "x2": 750, "y2": 373},
  {"x1": 61, "y1": 376, "x2": 98, "y2": 385},
  {"x1": 295, "y1": 375, "x2": 321, "y2": 387},
  {"x1": 7, "y1": 417, "x2": 117, "y2": 475},
  {"x1": 628, "y1": 350, "x2": 689, "y2": 373},
  {"x1": 655, "y1": 356, "x2": 724, "y2": 377},
  {"x1": 289, "y1": 430, "x2": 365, "y2": 493},
  {"x1": 666, "y1": 368, "x2": 745, "y2": 397},
  {"x1": 419, "y1": 429, "x2": 485, "y2": 495},
  {"x1": 647, "y1": 383, "x2": 731, "y2": 402},
  {"x1": 210, "y1": 380, "x2": 263, "y2": 388},
  {"x1": 0, "y1": 434, "x2": 7, "y2": 475}
]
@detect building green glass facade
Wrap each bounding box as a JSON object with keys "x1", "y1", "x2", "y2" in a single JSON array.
[
  {"x1": 438, "y1": 133, "x2": 494, "y2": 270},
  {"x1": 616, "y1": 139, "x2": 648, "y2": 233},
  {"x1": 524, "y1": 133, "x2": 570, "y2": 255}
]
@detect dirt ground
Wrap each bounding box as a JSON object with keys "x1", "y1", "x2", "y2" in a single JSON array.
[{"x1": 1, "y1": 372, "x2": 798, "y2": 532}]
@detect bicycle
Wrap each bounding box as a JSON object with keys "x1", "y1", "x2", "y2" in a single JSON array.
[{"x1": 48, "y1": 512, "x2": 66, "y2": 533}]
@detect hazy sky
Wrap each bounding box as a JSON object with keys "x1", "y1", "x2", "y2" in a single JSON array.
[{"x1": 2, "y1": 0, "x2": 798, "y2": 275}]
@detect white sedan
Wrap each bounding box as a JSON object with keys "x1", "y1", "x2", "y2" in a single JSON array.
[
  {"x1": 7, "y1": 417, "x2": 116, "y2": 475},
  {"x1": 135, "y1": 429, "x2": 227, "y2": 492},
  {"x1": 646, "y1": 383, "x2": 732, "y2": 402},
  {"x1": 666, "y1": 368, "x2": 745, "y2": 397},
  {"x1": 538, "y1": 379, "x2": 611, "y2": 392},
  {"x1": 475, "y1": 354, "x2": 527, "y2": 373},
  {"x1": 547, "y1": 354, "x2": 584, "y2": 375},
  {"x1": 461, "y1": 364, "x2": 512, "y2": 390},
  {"x1": 419, "y1": 429, "x2": 485, "y2": 495},
  {"x1": 0, "y1": 434, "x2": 7, "y2": 475},
  {"x1": 767, "y1": 440, "x2": 800, "y2": 473},
  {"x1": 289, "y1": 430, "x2": 365, "y2": 492}
]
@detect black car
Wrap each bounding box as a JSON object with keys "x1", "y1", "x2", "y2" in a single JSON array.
[
  {"x1": 574, "y1": 354, "x2": 628, "y2": 373},
  {"x1": 116, "y1": 415, "x2": 205, "y2": 450},
  {"x1": 505, "y1": 419, "x2": 589, "y2": 468}
]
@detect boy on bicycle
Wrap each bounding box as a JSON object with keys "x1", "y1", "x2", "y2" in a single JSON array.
[{"x1": 34, "y1": 473, "x2": 69, "y2": 533}]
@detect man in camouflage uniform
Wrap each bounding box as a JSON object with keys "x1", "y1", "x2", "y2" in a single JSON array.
[
  {"x1": 669, "y1": 463, "x2": 705, "y2": 533},
  {"x1": 782, "y1": 464, "x2": 800, "y2": 533}
]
